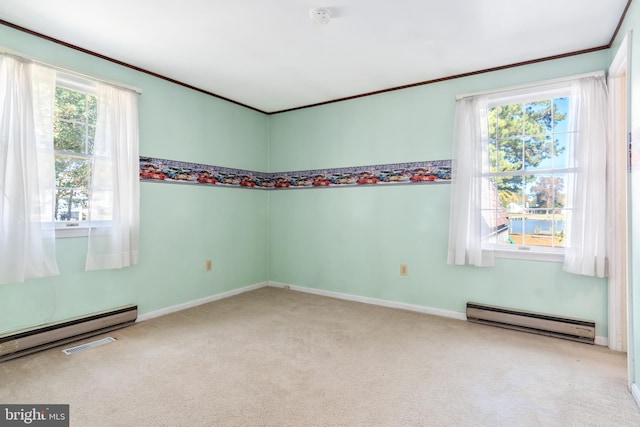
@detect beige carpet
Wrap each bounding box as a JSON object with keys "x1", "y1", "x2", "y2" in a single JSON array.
[{"x1": 1, "y1": 286, "x2": 638, "y2": 426}]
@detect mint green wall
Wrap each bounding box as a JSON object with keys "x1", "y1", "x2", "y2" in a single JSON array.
[
  {"x1": 611, "y1": 0, "x2": 640, "y2": 392},
  {"x1": 0, "y1": 25, "x2": 269, "y2": 335},
  {"x1": 269, "y1": 51, "x2": 610, "y2": 336}
]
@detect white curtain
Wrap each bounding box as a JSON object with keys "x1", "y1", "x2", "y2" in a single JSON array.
[
  {"x1": 563, "y1": 76, "x2": 608, "y2": 278},
  {"x1": 85, "y1": 82, "x2": 140, "y2": 271},
  {"x1": 447, "y1": 95, "x2": 495, "y2": 267},
  {"x1": 0, "y1": 54, "x2": 59, "y2": 284}
]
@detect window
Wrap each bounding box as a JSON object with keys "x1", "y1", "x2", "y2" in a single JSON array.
[
  {"x1": 482, "y1": 92, "x2": 572, "y2": 258},
  {"x1": 53, "y1": 76, "x2": 97, "y2": 232},
  {"x1": 448, "y1": 74, "x2": 607, "y2": 273},
  {"x1": 1, "y1": 52, "x2": 140, "y2": 282}
]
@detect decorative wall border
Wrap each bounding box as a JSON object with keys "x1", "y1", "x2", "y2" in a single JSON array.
[
  {"x1": 631, "y1": 133, "x2": 640, "y2": 173},
  {"x1": 139, "y1": 156, "x2": 451, "y2": 190}
]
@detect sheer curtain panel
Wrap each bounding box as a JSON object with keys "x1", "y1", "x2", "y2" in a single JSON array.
[
  {"x1": 447, "y1": 95, "x2": 495, "y2": 267},
  {"x1": 563, "y1": 76, "x2": 608, "y2": 278},
  {"x1": 0, "y1": 54, "x2": 58, "y2": 284},
  {"x1": 85, "y1": 83, "x2": 140, "y2": 271}
]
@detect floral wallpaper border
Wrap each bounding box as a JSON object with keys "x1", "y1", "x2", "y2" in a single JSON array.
[{"x1": 139, "y1": 156, "x2": 452, "y2": 189}]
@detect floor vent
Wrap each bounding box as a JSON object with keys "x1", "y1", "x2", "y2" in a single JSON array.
[
  {"x1": 0, "y1": 305, "x2": 137, "y2": 362},
  {"x1": 62, "y1": 337, "x2": 116, "y2": 355},
  {"x1": 466, "y1": 302, "x2": 595, "y2": 344}
]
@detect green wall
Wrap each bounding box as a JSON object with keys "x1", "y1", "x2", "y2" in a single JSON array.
[
  {"x1": 0, "y1": 25, "x2": 269, "y2": 335},
  {"x1": 268, "y1": 51, "x2": 610, "y2": 336},
  {"x1": 611, "y1": 0, "x2": 640, "y2": 395}
]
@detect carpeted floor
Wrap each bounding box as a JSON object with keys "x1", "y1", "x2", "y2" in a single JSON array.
[{"x1": 1, "y1": 286, "x2": 639, "y2": 426}]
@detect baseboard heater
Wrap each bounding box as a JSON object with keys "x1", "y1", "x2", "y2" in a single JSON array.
[
  {"x1": 0, "y1": 305, "x2": 137, "y2": 362},
  {"x1": 466, "y1": 302, "x2": 595, "y2": 344}
]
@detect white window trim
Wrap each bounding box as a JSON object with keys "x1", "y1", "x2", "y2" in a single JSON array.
[
  {"x1": 55, "y1": 223, "x2": 90, "y2": 238},
  {"x1": 56, "y1": 72, "x2": 97, "y2": 94},
  {"x1": 55, "y1": 220, "x2": 111, "y2": 238},
  {"x1": 492, "y1": 246, "x2": 565, "y2": 262}
]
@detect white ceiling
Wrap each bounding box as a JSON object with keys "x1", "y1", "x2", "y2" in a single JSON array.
[{"x1": 0, "y1": 0, "x2": 630, "y2": 113}]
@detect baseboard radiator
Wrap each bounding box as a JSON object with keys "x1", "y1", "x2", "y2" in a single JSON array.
[
  {"x1": 466, "y1": 302, "x2": 595, "y2": 344},
  {"x1": 0, "y1": 305, "x2": 137, "y2": 362}
]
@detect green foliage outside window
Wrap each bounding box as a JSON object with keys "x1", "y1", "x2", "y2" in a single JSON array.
[
  {"x1": 53, "y1": 86, "x2": 96, "y2": 222},
  {"x1": 486, "y1": 97, "x2": 570, "y2": 248},
  {"x1": 487, "y1": 99, "x2": 568, "y2": 209}
]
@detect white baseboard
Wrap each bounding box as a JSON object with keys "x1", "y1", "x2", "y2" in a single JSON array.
[
  {"x1": 267, "y1": 281, "x2": 467, "y2": 321},
  {"x1": 137, "y1": 282, "x2": 268, "y2": 322},
  {"x1": 632, "y1": 383, "x2": 640, "y2": 409},
  {"x1": 136, "y1": 280, "x2": 612, "y2": 348},
  {"x1": 594, "y1": 336, "x2": 608, "y2": 347},
  {"x1": 268, "y1": 281, "x2": 610, "y2": 346}
]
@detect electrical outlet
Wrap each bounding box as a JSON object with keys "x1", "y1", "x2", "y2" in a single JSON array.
[
  {"x1": 205, "y1": 260, "x2": 212, "y2": 271},
  {"x1": 400, "y1": 264, "x2": 408, "y2": 276}
]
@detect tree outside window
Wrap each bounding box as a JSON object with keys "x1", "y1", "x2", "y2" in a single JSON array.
[
  {"x1": 485, "y1": 97, "x2": 571, "y2": 249},
  {"x1": 53, "y1": 86, "x2": 96, "y2": 223}
]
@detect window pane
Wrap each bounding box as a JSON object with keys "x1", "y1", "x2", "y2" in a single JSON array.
[
  {"x1": 481, "y1": 178, "x2": 499, "y2": 210},
  {"x1": 553, "y1": 97, "x2": 570, "y2": 133},
  {"x1": 503, "y1": 175, "x2": 524, "y2": 247},
  {"x1": 54, "y1": 86, "x2": 97, "y2": 155},
  {"x1": 481, "y1": 176, "x2": 522, "y2": 245},
  {"x1": 87, "y1": 95, "x2": 97, "y2": 126},
  {"x1": 552, "y1": 133, "x2": 568, "y2": 169},
  {"x1": 528, "y1": 174, "x2": 565, "y2": 210},
  {"x1": 55, "y1": 188, "x2": 89, "y2": 221},
  {"x1": 87, "y1": 124, "x2": 96, "y2": 155},
  {"x1": 488, "y1": 108, "x2": 498, "y2": 139},
  {"x1": 518, "y1": 212, "x2": 564, "y2": 247},
  {"x1": 524, "y1": 134, "x2": 553, "y2": 171},
  {"x1": 506, "y1": 216, "x2": 524, "y2": 246},
  {"x1": 54, "y1": 120, "x2": 86, "y2": 152},
  {"x1": 555, "y1": 174, "x2": 567, "y2": 209},
  {"x1": 55, "y1": 87, "x2": 87, "y2": 122},
  {"x1": 524, "y1": 100, "x2": 553, "y2": 135},
  {"x1": 522, "y1": 174, "x2": 565, "y2": 247},
  {"x1": 528, "y1": 174, "x2": 548, "y2": 211},
  {"x1": 495, "y1": 175, "x2": 525, "y2": 209},
  {"x1": 497, "y1": 137, "x2": 523, "y2": 171},
  {"x1": 55, "y1": 156, "x2": 90, "y2": 222},
  {"x1": 481, "y1": 178, "x2": 510, "y2": 244},
  {"x1": 488, "y1": 138, "x2": 498, "y2": 172},
  {"x1": 496, "y1": 104, "x2": 524, "y2": 138}
]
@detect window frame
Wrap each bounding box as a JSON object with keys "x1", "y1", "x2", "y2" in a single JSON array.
[
  {"x1": 53, "y1": 73, "x2": 98, "y2": 238},
  {"x1": 480, "y1": 84, "x2": 573, "y2": 262}
]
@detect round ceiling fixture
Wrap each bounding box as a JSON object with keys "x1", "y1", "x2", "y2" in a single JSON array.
[{"x1": 309, "y1": 8, "x2": 331, "y2": 25}]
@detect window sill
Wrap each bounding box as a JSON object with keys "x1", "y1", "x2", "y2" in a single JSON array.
[
  {"x1": 55, "y1": 224, "x2": 89, "y2": 238},
  {"x1": 493, "y1": 248, "x2": 564, "y2": 263}
]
